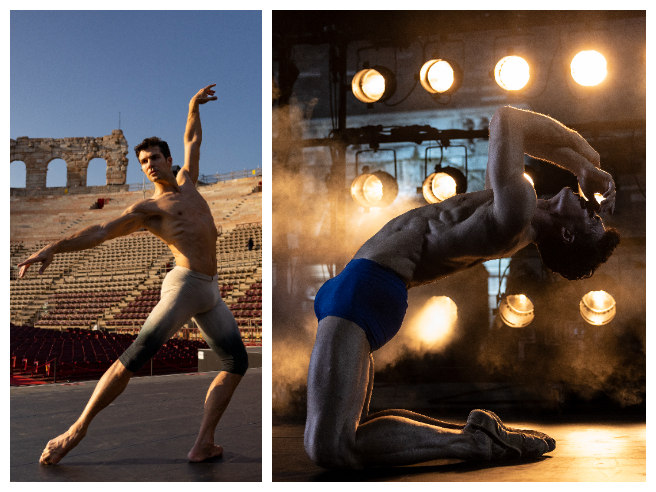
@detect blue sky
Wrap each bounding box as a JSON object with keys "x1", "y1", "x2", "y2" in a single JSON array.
[{"x1": 10, "y1": 10, "x2": 262, "y2": 188}]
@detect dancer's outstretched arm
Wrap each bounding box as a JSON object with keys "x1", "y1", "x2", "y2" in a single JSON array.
[{"x1": 17, "y1": 204, "x2": 149, "y2": 277}]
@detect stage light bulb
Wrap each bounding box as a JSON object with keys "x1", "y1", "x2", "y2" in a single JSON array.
[
  {"x1": 351, "y1": 171, "x2": 399, "y2": 209},
  {"x1": 414, "y1": 296, "x2": 458, "y2": 345},
  {"x1": 352, "y1": 68, "x2": 395, "y2": 103},
  {"x1": 361, "y1": 70, "x2": 385, "y2": 101},
  {"x1": 571, "y1": 50, "x2": 607, "y2": 86},
  {"x1": 420, "y1": 59, "x2": 455, "y2": 93},
  {"x1": 580, "y1": 290, "x2": 616, "y2": 325},
  {"x1": 422, "y1": 172, "x2": 458, "y2": 204},
  {"x1": 363, "y1": 175, "x2": 384, "y2": 203},
  {"x1": 432, "y1": 173, "x2": 457, "y2": 201},
  {"x1": 499, "y1": 294, "x2": 535, "y2": 328},
  {"x1": 495, "y1": 56, "x2": 530, "y2": 91}
]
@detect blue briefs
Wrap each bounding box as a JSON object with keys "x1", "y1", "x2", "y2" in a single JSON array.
[{"x1": 314, "y1": 258, "x2": 408, "y2": 352}]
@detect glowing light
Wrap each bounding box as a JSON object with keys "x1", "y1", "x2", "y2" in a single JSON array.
[
  {"x1": 422, "y1": 167, "x2": 467, "y2": 204},
  {"x1": 351, "y1": 171, "x2": 399, "y2": 209},
  {"x1": 352, "y1": 67, "x2": 395, "y2": 103},
  {"x1": 578, "y1": 183, "x2": 605, "y2": 205},
  {"x1": 580, "y1": 290, "x2": 616, "y2": 325},
  {"x1": 362, "y1": 175, "x2": 383, "y2": 203},
  {"x1": 423, "y1": 172, "x2": 456, "y2": 203},
  {"x1": 499, "y1": 294, "x2": 534, "y2": 328},
  {"x1": 412, "y1": 296, "x2": 458, "y2": 346},
  {"x1": 571, "y1": 50, "x2": 607, "y2": 87},
  {"x1": 560, "y1": 428, "x2": 639, "y2": 458},
  {"x1": 361, "y1": 71, "x2": 385, "y2": 100},
  {"x1": 495, "y1": 56, "x2": 530, "y2": 91},
  {"x1": 523, "y1": 173, "x2": 534, "y2": 187},
  {"x1": 420, "y1": 59, "x2": 455, "y2": 94}
]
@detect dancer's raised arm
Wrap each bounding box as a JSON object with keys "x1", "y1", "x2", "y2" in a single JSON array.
[
  {"x1": 181, "y1": 84, "x2": 217, "y2": 185},
  {"x1": 485, "y1": 106, "x2": 614, "y2": 214}
]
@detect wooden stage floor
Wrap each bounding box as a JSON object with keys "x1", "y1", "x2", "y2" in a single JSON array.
[
  {"x1": 11, "y1": 369, "x2": 262, "y2": 482},
  {"x1": 273, "y1": 418, "x2": 646, "y2": 482}
]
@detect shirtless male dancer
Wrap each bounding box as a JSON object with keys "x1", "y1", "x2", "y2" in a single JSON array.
[
  {"x1": 18, "y1": 84, "x2": 249, "y2": 465},
  {"x1": 306, "y1": 106, "x2": 620, "y2": 469}
]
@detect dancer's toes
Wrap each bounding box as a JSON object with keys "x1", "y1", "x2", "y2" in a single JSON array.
[
  {"x1": 39, "y1": 428, "x2": 85, "y2": 465},
  {"x1": 465, "y1": 409, "x2": 553, "y2": 459},
  {"x1": 188, "y1": 443, "x2": 224, "y2": 462},
  {"x1": 464, "y1": 427, "x2": 520, "y2": 461}
]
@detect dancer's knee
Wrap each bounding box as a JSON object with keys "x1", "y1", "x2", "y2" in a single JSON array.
[
  {"x1": 219, "y1": 342, "x2": 249, "y2": 376},
  {"x1": 115, "y1": 358, "x2": 134, "y2": 377},
  {"x1": 304, "y1": 420, "x2": 362, "y2": 470},
  {"x1": 118, "y1": 330, "x2": 164, "y2": 373}
]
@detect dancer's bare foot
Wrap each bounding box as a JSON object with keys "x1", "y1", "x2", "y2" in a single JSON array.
[
  {"x1": 39, "y1": 425, "x2": 87, "y2": 465},
  {"x1": 187, "y1": 442, "x2": 224, "y2": 462}
]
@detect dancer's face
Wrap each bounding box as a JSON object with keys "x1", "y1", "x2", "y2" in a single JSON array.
[
  {"x1": 547, "y1": 187, "x2": 605, "y2": 239},
  {"x1": 139, "y1": 146, "x2": 173, "y2": 183}
]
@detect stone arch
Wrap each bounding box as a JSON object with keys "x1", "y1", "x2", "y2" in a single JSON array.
[
  {"x1": 45, "y1": 158, "x2": 68, "y2": 188},
  {"x1": 9, "y1": 130, "x2": 129, "y2": 192},
  {"x1": 87, "y1": 156, "x2": 108, "y2": 186}
]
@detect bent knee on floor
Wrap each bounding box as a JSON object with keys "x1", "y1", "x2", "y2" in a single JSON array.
[{"x1": 304, "y1": 423, "x2": 362, "y2": 470}]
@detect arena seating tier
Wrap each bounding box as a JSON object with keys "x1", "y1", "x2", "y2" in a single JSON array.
[
  {"x1": 10, "y1": 324, "x2": 209, "y2": 382},
  {"x1": 10, "y1": 176, "x2": 262, "y2": 383}
]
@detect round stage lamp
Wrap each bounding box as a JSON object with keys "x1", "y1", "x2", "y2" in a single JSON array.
[
  {"x1": 499, "y1": 294, "x2": 535, "y2": 328},
  {"x1": 422, "y1": 167, "x2": 467, "y2": 204},
  {"x1": 580, "y1": 290, "x2": 616, "y2": 325},
  {"x1": 351, "y1": 171, "x2": 398, "y2": 209},
  {"x1": 419, "y1": 59, "x2": 461, "y2": 94},
  {"x1": 352, "y1": 66, "x2": 397, "y2": 103},
  {"x1": 577, "y1": 182, "x2": 604, "y2": 205},
  {"x1": 571, "y1": 50, "x2": 607, "y2": 86},
  {"x1": 494, "y1": 56, "x2": 530, "y2": 91}
]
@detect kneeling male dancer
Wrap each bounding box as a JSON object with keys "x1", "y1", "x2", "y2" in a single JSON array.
[
  {"x1": 305, "y1": 106, "x2": 620, "y2": 469},
  {"x1": 19, "y1": 85, "x2": 248, "y2": 465}
]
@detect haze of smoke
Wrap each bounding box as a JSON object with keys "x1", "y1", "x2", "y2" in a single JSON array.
[
  {"x1": 272, "y1": 324, "x2": 315, "y2": 417},
  {"x1": 373, "y1": 300, "x2": 460, "y2": 371},
  {"x1": 564, "y1": 325, "x2": 646, "y2": 407},
  {"x1": 272, "y1": 88, "x2": 330, "y2": 417},
  {"x1": 476, "y1": 274, "x2": 646, "y2": 407}
]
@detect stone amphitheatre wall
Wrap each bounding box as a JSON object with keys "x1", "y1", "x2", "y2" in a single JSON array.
[{"x1": 10, "y1": 130, "x2": 129, "y2": 195}]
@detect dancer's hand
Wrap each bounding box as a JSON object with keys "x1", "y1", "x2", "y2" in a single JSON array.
[
  {"x1": 191, "y1": 84, "x2": 217, "y2": 105},
  {"x1": 578, "y1": 165, "x2": 616, "y2": 215},
  {"x1": 17, "y1": 246, "x2": 55, "y2": 278}
]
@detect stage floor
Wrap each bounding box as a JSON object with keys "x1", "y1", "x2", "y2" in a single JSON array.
[
  {"x1": 273, "y1": 418, "x2": 646, "y2": 482},
  {"x1": 11, "y1": 369, "x2": 261, "y2": 482}
]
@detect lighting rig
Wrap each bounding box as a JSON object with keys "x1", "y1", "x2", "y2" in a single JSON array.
[
  {"x1": 351, "y1": 49, "x2": 609, "y2": 105},
  {"x1": 314, "y1": 125, "x2": 486, "y2": 210}
]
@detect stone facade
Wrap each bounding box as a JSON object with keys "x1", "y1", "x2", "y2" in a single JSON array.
[{"x1": 10, "y1": 130, "x2": 129, "y2": 192}]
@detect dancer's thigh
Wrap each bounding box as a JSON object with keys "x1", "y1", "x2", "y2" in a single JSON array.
[
  {"x1": 193, "y1": 294, "x2": 247, "y2": 373},
  {"x1": 305, "y1": 316, "x2": 371, "y2": 457},
  {"x1": 119, "y1": 273, "x2": 204, "y2": 372}
]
